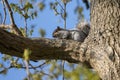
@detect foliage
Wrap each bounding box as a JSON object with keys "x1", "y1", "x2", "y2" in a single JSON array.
[
  {"x1": 38, "y1": 2, "x2": 45, "y2": 11},
  {"x1": 39, "y1": 28, "x2": 46, "y2": 37},
  {"x1": 23, "y1": 49, "x2": 32, "y2": 61},
  {"x1": 75, "y1": 6, "x2": 84, "y2": 19}
]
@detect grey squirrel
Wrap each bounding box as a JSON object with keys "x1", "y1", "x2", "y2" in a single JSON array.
[{"x1": 52, "y1": 21, "x2": 90, "y2": 42}]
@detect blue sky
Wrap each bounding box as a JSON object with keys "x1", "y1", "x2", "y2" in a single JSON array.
[{"x1": 0, "y1": 0, "x2": 90, "y2": 80}]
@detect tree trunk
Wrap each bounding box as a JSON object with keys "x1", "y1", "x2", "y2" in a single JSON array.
[
  {"x1": 85, "y1": 0, "x2": 120, "y2": 80},
  {"x1": 0, "y1": 0, "x2": 119, "y2": 80}
]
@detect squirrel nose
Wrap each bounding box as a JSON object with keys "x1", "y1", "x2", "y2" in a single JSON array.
[
  {"x1": 52, "y1": 33, "x2": 56, "y2": 37},
  {"x1": 52, "y1": 34, "x2": 55, "y2": 37}
]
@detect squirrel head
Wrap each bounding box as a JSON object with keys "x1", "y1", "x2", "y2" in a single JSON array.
[{"x1": 52, "y1": 26, "x2": 64, "y2": 37}]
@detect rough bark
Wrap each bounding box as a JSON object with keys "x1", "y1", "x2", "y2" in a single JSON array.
[
  {"x1": 87, "y1": 0, "x2": 120, "y2": 80},
  {"x1": 0, "y1": 0, "x2": 120, "y2": 80},
  {"x1": 0, "y1": 27, "x2": 83, "y2": 63}
]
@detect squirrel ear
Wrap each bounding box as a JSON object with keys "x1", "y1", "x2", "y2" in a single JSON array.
[
  {"x1": 57, "y1": 26, "x2": 61, "y2": 29},
  {"x1": 57, "y1": 26, "x2": 60, "y2": 28}
]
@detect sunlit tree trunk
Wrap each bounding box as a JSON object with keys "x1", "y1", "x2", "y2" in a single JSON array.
[{"x1": 86, "y1": 0, "x2": 120, "y2": 80}]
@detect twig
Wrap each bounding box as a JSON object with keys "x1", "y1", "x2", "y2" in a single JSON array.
[
  {"x1": 9, "y1": 60, "x2": 49, "y2": 70},
  {"x1": 63, "y1": 3, "x2": 67, "y2": 29},
  {"x1": 0, "y1": 68, "x2": 8, "y2": 74},
  {"x1": 19, "y1": 1, "x2": 30, "y2": 78},
  {"x1": 0, "y1": 13, "x2": 2, "y2": 24},
  {"x1": 40, "y1": 71, "x2": 57, "y2": 79},
  {"x1": 4, "y1": 0, "x2": 15, "y2": 25},
  {"x1": 62, "y1": 3, "x2": 67, "y2": 79},
  {"x1": 29, "y1": 60, "x2": 49, "y2": 70},
  {"x1": 24, "y1": 60, "x2": 31, "y2": 80},
  {"x1": 82, "y1": 0, "x2": 89, "y2": 9},
  {"x1": 62, "y1": 61, "x2": 65, "y2": 80},
  {"x1": 2, "y1": 0, "x2": 7, "y2": 24},
  {"x1": 24, "y1": 18, "x2": 28, "y2": 37},
  {"x1": 55, "y1": 0, "x2": 64, "y2": 11},
  {"x1": 4, "y1": 0, "x2": 23, "y2": 36},
  {"x1": 20, "y1": 0, "x2": 28, "y2": 37}
]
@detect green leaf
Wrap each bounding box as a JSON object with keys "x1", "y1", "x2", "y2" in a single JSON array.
[
  {"x1": 23, "y1": 49, "x2": 32, "y2": 61},
  {"x1": 31, "y1": 11, "x2": 38, "y2": 19},
  {"x1": 39, "y1": 28, "x2": 46, "y2": 37},
  {"x1": 16, "y1": 64, "x2": 22, "y2": 68},
  {"x1": 62, "y1": 12, "x2": 67, "y2": 19},
  {"x1": 19, "y1": 27, "x2": 26, "y2": 37},
  {"x1": 2, "y1": 55, "x2": 11, "y2": 61},
  {"x1": 75, "y1": 6, "x2": 84, "y2": 19},
  {"x1": 0, "y1": 64, "x2": 3, "y2": 68},
  {"x1": 24, "y1": 2, "x2": 33, "y2": 11},
  {"x1": 32, "y1": 74, "x2": 42, "y2": 80},
  {"x1": 24, "y1": 13, "x2": 30, "y2": 19},
  {"x1": 10, "y1": 3, "x2": 23, "y2": 15},
  {"x1": 75, "y1": 6, "x2": 83, "y2": 14},
  {"x1": 30, "y1": 29, "x2": 34, "y2": 36},
  {"x1": 38, "y1": 2, "x2": 45, "y2": 11}
]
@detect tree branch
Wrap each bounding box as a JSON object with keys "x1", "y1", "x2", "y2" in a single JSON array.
[
  {"x1": 2, "y1": 0, "x2": 7, "y2": 24},
  {"x1": 0, "y1": 24, "x2": 11, "y2": 29},
  {"x1": 0, "y1": 26, "x2": 84, "y2": 63},
  {"x1": 4, "y1": 0, "x2": 23, "y2": 36}
]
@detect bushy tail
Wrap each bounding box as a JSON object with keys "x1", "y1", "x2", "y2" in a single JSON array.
[{"x1": 76, "y1": 19, "x2": 90, "y2": 30}]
